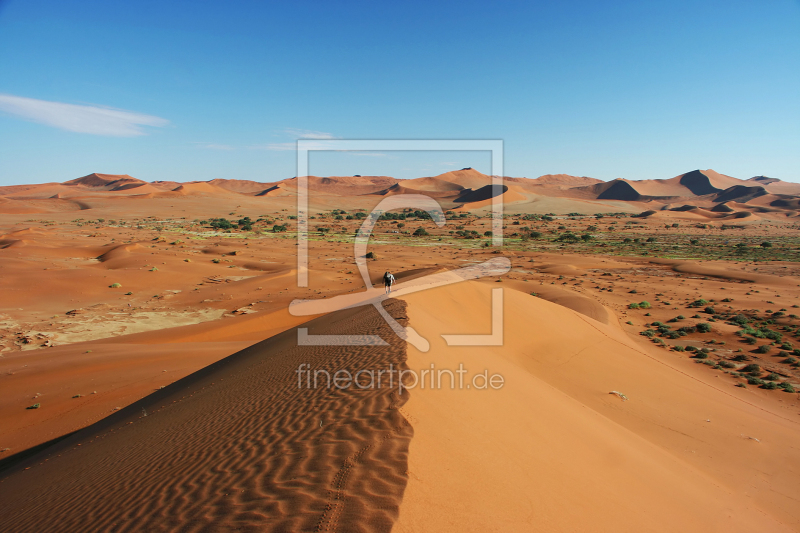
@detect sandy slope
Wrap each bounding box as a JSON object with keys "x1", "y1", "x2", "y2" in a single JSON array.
[
  {"x1": 394, "y1": 281, "x2": 800, "y2": 532},
  {"x1": 0, "y1": 301, "x2": 412, "y2": 532}
]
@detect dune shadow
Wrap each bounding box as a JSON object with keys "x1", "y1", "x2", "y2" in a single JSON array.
[{"x1": 0, "y1": 301, "x2": 413, "y2": 533}]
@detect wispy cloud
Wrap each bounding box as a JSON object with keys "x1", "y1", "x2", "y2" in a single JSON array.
[
  {"x1": 254, "y1": 128, "x2": 339, "y2": 150},
  {"x1": 282, "y1": 128, "x2": 336, "y2": 140},
  {"x1": 0, "y1": 93, "x2": 169, "y2": 136}
]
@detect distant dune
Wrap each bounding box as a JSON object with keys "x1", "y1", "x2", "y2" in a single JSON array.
[{"x1": 1, "y1": 168, "x2": 798, "y2": 217}]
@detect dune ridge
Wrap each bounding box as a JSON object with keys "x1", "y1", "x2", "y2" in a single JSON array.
[{"x1": 0, "y1": 301, "x2": 413, "y2": 533}]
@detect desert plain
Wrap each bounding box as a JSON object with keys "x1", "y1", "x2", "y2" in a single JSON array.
[{"x1": 1, "y1": 168, "x2": 800, "y2": 531}]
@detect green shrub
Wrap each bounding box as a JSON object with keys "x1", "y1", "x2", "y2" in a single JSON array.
[
  {"x1": 413, "y1": 227, "x2": 429, "y2": 236},
  {"x1": 742, "y1": 364, "x2": 761, "y2": 375},
  {"x1": 638, "y1": 301, "x2": 652, "y2": 309},
  {"x1": 109, "y1": 283, "x2": 122, "y2": 288},
  {"x1": 755, "y1": 344, "x2": 771, "y2": 354},
  {"x1": 696, "y1": 323, "x2": 711, "y2": 333},
  {"x1": 555, "y1": 232, "x2": 580, "y2": 243},
  {"x1": 673, "y1": 345, "x2": 685, "y2": 352},
  {"x1": 762, "y1": 381, "x2": 778, "y2": 390},
  {"x1": 780, "y1": 382, "x2": 796, "y2": 393}
]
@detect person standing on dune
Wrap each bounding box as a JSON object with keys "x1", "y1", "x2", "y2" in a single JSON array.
[{"x1": 383, "y1": 271, "x2": 395, "y2": 295}]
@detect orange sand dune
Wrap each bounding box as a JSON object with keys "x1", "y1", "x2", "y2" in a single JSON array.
[
  {"x1": 0, "y1": 302, "x2": 411, "y2": 532},
  {"x1": 256, "y1": 184, "x2": 294, "y2": 197},
  {"x1": 454, "y1": 184, "x2": 528, "y2": 210},
  {"x1": 430, "y1": 168, "x2": 494, "y2": 189},
  {"x1": 395, "y1": 281, "x2": 800, "y2": 532},
  {"x1": 760, "y1": 179, "x2": 800, "y2": 196},
  {"x1": 501, "y1": 279, "x2": 620, "y2": 326},
  {"x1": 207, "y1": 178, "x2": 276, "y2": 194},
  {"x1": 294, "y1": 175, "x2": 398, "y2": 196},
  {"x1": 399, "y1": 176, "x2": 464, "y2": 192},
  {"x1": 64, "y1": 173, "x2": 144, "y2": 189},
  {"x1": 96, "y1": 242, "x2": 145, "y2": 266},
  {"x1": 3, "y1": 169, "x2": 799, "y2": 219},
  {"x1": 650, "y1": 259, "x2": 798, "y2": 285},
  {"x1": 372, "y1": 183, "x2": 459, "y2": 199},
  {"x1": 522, "y1": 173, "x2": 602, "y2": 189},
  {"x1": 170, "y1": 181, "x2": 237, "y2": 196}
]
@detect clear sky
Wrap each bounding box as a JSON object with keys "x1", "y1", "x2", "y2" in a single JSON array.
[{"x1": 0, "y1": 0, "x2": 798, "y2": 185}]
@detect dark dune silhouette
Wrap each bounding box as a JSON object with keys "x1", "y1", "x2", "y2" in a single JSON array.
[
  {"x1": 454, "y1": 184, "x2": 508, "y2": 203},
  {"x1": 711, "y1": 203, "x2": 734, "y2": 212},
  {"x1": 595, "y1": 180, "x2": 642, "y2": 201},
  {"x1": 713, "y1": 185, "x2": 768, "y2": 203}
]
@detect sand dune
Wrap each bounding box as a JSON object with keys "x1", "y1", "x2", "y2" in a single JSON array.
[
  {"x1": 430, "y1": 168, "x2": 494, "y2": 189},
  {"x1": 256, "y1": 185, "x2": 294, "y2": 197},
  {"x1": 454, "y1": 184, "x2": 528, "y2": 210},
  {"x1": 2, "y1": 183, "x2": 800, "y2": 532},
  {"x1": 207, "y1": 178, "x2": 276, "y2": 194},
  {"x1": 64, "y1": 173, "x2": 145, "y2": 190},
  {"x1": 650, "y1": 259, "x2": 798, "y2": 285},
  {"x1": 2, "y1": 168, "x2": 797, "y2": 219},
  {"x1": 394, "y1": 281, "x2": 800, "y2": 532},
  {"x1": 296, "y1": 175, "x2": 398, "y2": 196},
  {"x1": 714, "y1": 185, "x2": 768, "y2": 203},
  {"x1": 372, "y1": 183, "x2": 459, "y2": 199},
  {"x1": 96, "y1": 242, "x2": 144, "y2": 266},
  {"x1": 501, "y1": 279, "x2": 619, "y2": 326},
  {"x1": 0, "y1": 301, "x2": 412, "y2": 532},
  {"x1": 399, "y1": 177, "x2": 464, "y2": 192},
  {"x1": 564, "y1": 170, "x2": 751, "y2": 203},
  {"x1": 2, "y1": 277, "x2": 798, "y2": 531},
  {"x1": 523, "y1": 173, "x2": 602, "y2": 188},
  {"x1": 171, "y1": 182, "x2": 236, "y2": 196}
]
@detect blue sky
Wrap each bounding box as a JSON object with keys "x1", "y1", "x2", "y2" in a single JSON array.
[{"x1": 0, "y1": 0, "x2": 798, "y2": 185}]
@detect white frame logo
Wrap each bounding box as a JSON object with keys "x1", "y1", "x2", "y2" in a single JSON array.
[{"x1": 289, "y1": 140, "x2": 508, "y2": 352}]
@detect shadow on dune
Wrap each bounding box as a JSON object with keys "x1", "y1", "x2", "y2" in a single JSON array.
[
  {"x1": 454, "y1": 184, "x2": 508, "y2": 203},
  {"x1": 0, "y1": 301, "x2": 413, "y2": 533}
]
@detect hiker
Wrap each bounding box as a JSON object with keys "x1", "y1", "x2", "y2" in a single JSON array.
[{"x1": 383, "y1": 271, "x2": 396, "y2": 294}]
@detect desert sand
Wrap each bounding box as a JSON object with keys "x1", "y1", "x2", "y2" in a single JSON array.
[{"x1": 1, "y1": 169, "x2": 800, "y2": 531}]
